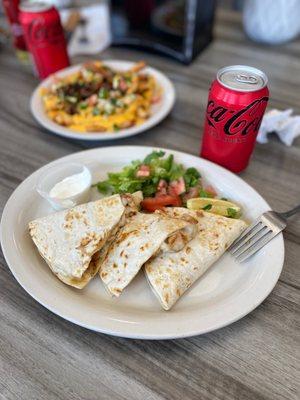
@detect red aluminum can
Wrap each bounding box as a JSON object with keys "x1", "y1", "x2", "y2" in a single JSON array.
[
  {"x1": 201, "y1": 65, "x2": 269, "y2": 173},
  {"x1": 2, "y1": 0, "x2": 27, "y2": 51},
  {"x1": 19, "y1": 1, "x2": 70, "y2": 79}
]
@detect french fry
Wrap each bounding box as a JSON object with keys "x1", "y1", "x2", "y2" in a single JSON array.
[
  {"x1": 118, "y1": 120, "x2": 134, "y2": 129},
  {"x1": 41, "y1": 60, "x2": 158, "y2": 133},
  {"x1": 130, "y1": 61, "x2": 146, "y2": 73},
  {"x1": 86, "y1": 125, "x2": 107, "y2": 132}
]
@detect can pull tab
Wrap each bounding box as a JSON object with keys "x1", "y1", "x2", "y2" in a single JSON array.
[{"x1": 235, "y1": 74, "x2": 258, "y2": 84}]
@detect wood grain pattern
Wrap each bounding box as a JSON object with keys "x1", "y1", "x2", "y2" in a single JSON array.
[{"x1": 0, "y1": 8, "x2": 299, "y2": 400}]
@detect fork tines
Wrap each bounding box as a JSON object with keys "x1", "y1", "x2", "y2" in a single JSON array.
[{"x1": 229, "y1": 212, "x2": 285, "y2": 262}]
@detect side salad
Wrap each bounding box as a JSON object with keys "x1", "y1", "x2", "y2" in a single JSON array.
[{"x1": 95, "y1": 151, "x2": 241, "y2": 217}]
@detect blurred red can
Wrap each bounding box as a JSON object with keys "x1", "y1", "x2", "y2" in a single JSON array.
[
  {"x1": 201, "y1": 65, "x2": 269, "y2": 173},
  {"x1": 2, "y1": 0, "x2": 27, "y2": 51},
  {"x1": 19, "y1": 1, "x2": 69, "y2": 79}
]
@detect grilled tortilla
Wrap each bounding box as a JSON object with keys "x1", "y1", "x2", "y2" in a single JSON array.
[
  {"x1": 98, "y1": 211, "x2": 197, "y2": 296},
  {"x1": 29, "y1": 194, "x2": 131, "y2": 289},
  {"x1": 145, "y1": 208, "x2": 247, "y2": 310}
]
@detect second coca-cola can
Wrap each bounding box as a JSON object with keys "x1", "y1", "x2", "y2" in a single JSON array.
[
  {"x1": 201, "y1": 65, "x2": 269, "y2": 173},
  {"x1": 2, "y1": 0, "x2": 27, "y2": 51},
  {"x1": 19, "y1": 1, "x2": 70, "y2": 79}
]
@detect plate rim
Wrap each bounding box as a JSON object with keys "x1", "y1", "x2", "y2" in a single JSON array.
[
  {"x1": 30, "y1": 60, "x2": 176, "y2": 141},
  {"x1": 0, "y1": 146, "x2": 285, "y2": 339}
]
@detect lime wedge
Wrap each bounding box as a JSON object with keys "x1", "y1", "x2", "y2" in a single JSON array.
[{"x1": 186, "y1": 197, "x2": 241, "y2": 218}]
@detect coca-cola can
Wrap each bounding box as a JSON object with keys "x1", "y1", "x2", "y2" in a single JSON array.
[
  {"x1": 201, "y1": 65, "x2": 269, "y2": 173},
  {"x1": 19, "y1": 1, "x2": 70, "y2": 79},
  {"x1": 2, "y1": 0, "x2": 27, "y2": 51}
]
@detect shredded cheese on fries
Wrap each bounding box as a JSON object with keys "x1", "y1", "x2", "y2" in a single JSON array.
[{"x1": 41, "y1": 61, "x2": 161, "y2": 133}]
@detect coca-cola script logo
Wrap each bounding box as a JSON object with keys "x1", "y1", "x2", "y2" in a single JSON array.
[
  {"x1": 206, "y1": 97, "x2": 269, "y2": 136},
  {"x1": 28, "y1": 17, "x2": 64, "y2": 46}
]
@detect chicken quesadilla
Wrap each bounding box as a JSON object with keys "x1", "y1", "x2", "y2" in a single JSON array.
[
  {"x1": 29, "y1": 194, "x2": 137, "y2": 289},
  {"x1": 145, "y1": 208, "x2": 247, "y2": 310},
  {"x1": 28, "y1": 150, "x2": 249, "y2": 312},
  {"x1": 98, "y1": 211, "x2": 198, "y2": 296}
]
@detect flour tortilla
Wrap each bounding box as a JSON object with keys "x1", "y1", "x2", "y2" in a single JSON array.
[
  {"x1": 29, "y1": 194, "x2": 128, "y2": 289},
  {"x1": 145, "y1": 208, "x2": 247, "y2": 310},
  {"x1": 98, "y1": 211, "x2": 197, "y2": 296}
]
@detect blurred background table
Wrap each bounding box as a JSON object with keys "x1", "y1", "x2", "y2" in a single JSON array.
[{"x1": 0, "y1": 6, "x2": 299, "y2": 400}]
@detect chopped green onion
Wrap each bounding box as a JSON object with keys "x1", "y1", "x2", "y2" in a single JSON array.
[
  {"x1": 92, "y1": 107, "x2": 100, "y2": 116},
  {"x1": 202, "y1": 204, "x2": 212, "y2": 211},
  {"x1": 79, "y1": 102, "x2": 88, "y2": 109},
  {"x1": 98, "y1": 88, "x2": 108, "y2": 99},
  {"x1": 104, "y1": 102, "x2": 114, "y2": 115},
  {"x1": 112, "y1": 76, "x2": 120, "y2": 89},
  {"x1": 65, "y1": 96, "x2": 77, "y2": 103}
]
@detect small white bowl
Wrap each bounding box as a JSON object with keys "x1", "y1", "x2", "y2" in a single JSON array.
[{"x1": 37, "y1": 162, "x2": 92, "y2": 211}]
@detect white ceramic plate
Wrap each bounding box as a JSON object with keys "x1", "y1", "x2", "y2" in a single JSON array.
[
  {"x1": 0, "y1": 146, "x2": 284, "y2": 339},
  {"x1": 30, "y1": 61, "x2": 176, "y2": 141}
]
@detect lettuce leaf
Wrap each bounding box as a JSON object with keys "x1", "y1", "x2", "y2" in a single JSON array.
[{"x1": 95, "y1": 151, "x2": 201, "y2": 197}]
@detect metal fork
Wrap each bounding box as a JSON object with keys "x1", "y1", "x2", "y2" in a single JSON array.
[{"x1": 229, "y1": 204, "x2": 300, "y2": 262}]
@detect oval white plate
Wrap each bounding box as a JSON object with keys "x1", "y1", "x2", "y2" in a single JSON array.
[
  {"x1": 30, "y1": 61, "x2": 175, "y2": 141},
  {"x1": 0, "y1": 146, "x2": 284, "y2": 339}
]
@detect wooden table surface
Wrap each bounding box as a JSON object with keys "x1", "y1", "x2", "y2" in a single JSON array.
[{"x1": 0, "y1": 9, "x2": 299, "y2": 400}]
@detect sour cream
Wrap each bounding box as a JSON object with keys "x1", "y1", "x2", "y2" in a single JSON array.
[
  {"x1": 37, "y1": 163, "x2": 92, "y2": 211},
  {"x1": 50, "y1": 167, "x2": 91, "y2": 199}
]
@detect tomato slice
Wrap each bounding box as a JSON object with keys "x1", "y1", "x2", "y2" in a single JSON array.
[
  {"x1": 141, "y1": 195, "x2": 182, "y2": 212},
  {"x1": 168, "y1": 177, "x2": 186, "y2": 196}
]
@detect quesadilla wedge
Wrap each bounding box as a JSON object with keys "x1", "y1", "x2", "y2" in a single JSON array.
[
  {"x1": 98, "y1": 211, "x2": 198, "y2": 296},
  {"x1": 145, "y1": 208, "x2": 247, "y2": 310},
  {"x1": 29, "y1": 194, "x2": 135, "y2": 289}
]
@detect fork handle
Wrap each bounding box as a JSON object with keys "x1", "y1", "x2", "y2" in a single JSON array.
[{"x1": 278, "y1": 204, "x2": 300, "y2": 219}]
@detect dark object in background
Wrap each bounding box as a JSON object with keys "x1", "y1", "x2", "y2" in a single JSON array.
[{"x1": 110, "y1": 0, "x2": 216, "y2": 64}]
